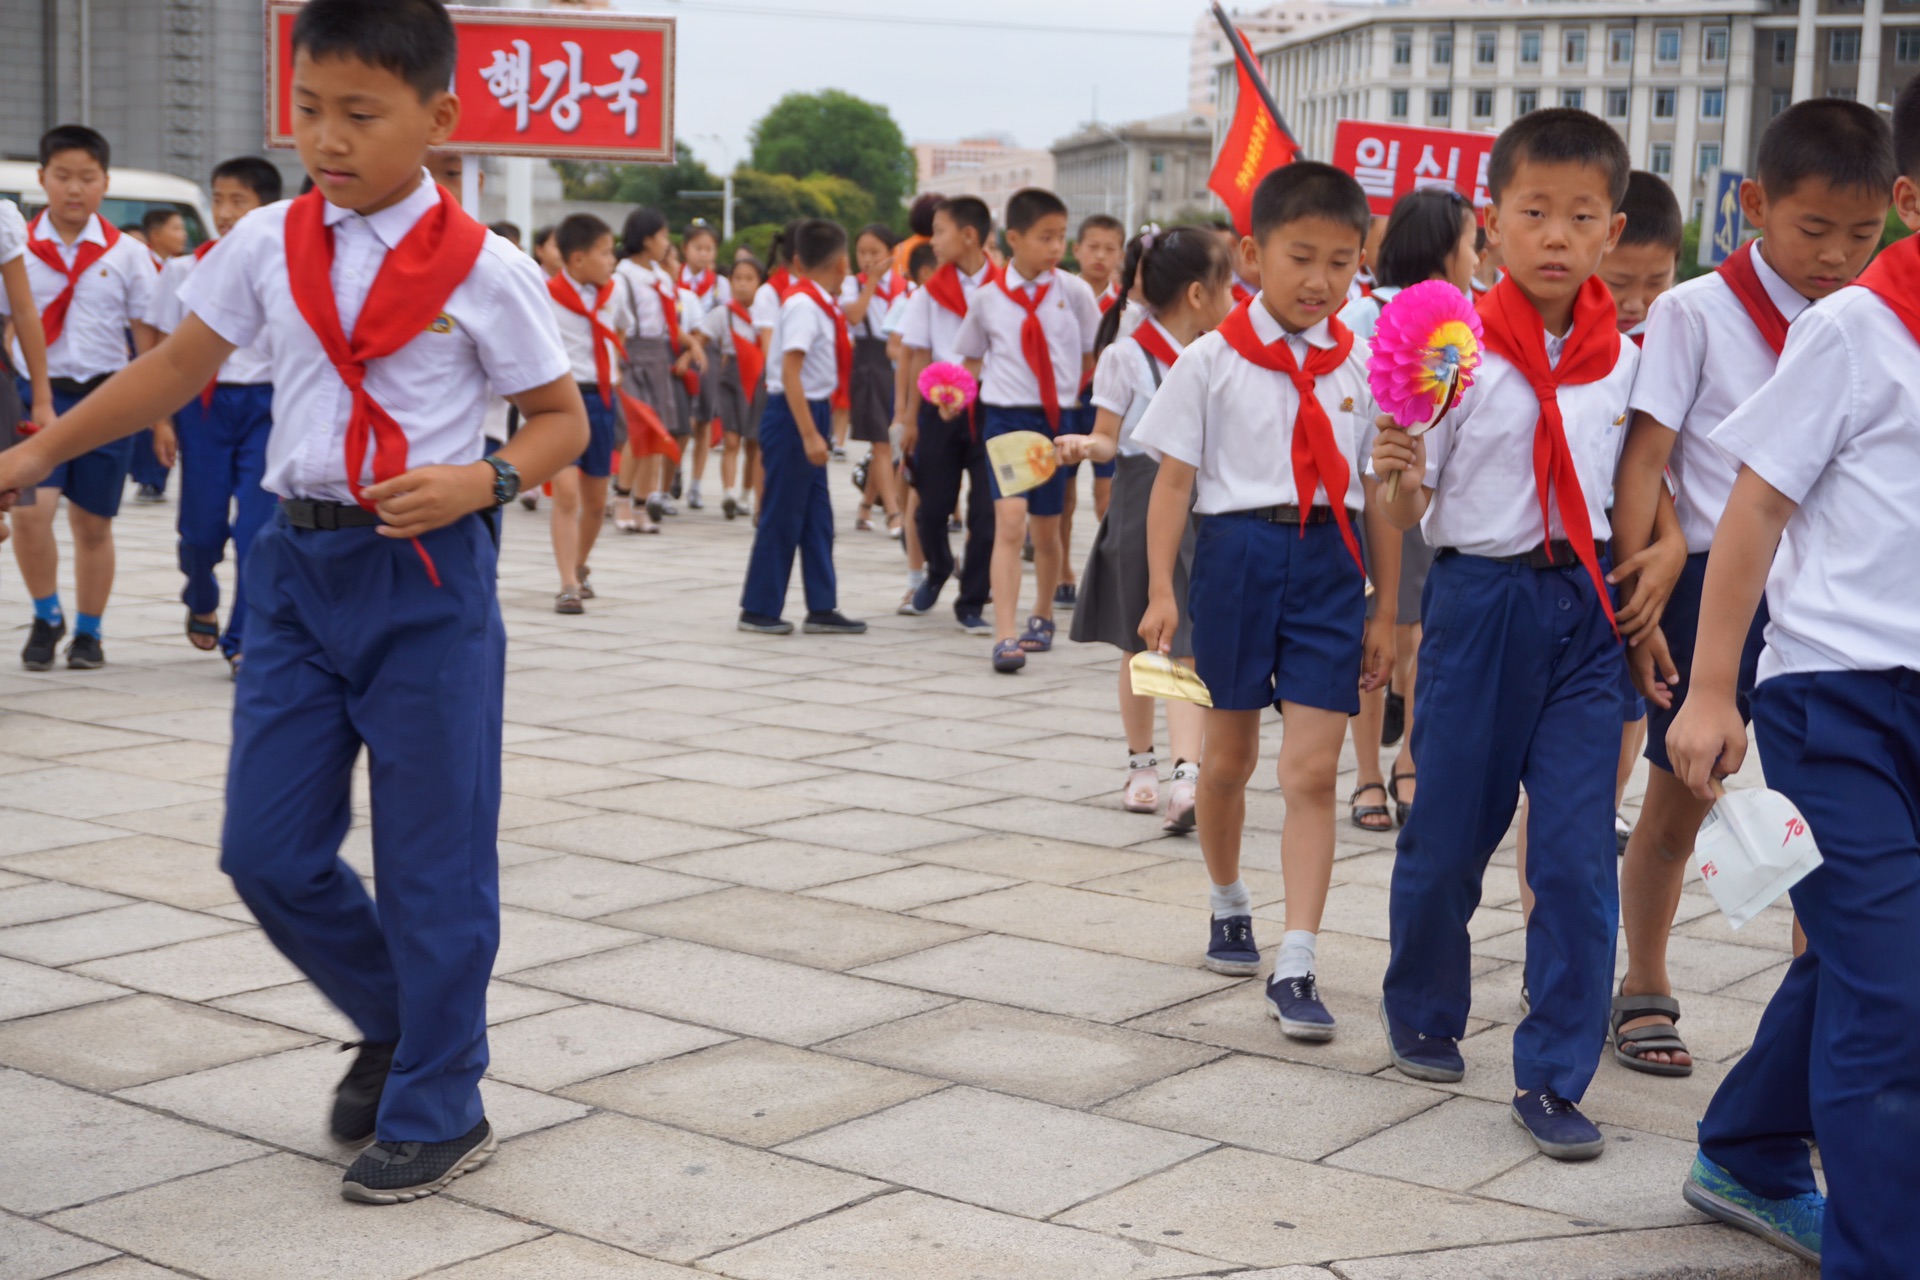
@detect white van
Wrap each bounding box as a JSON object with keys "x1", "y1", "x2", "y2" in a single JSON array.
[{"x1": 0, "y1": 160, "x2": 212, "y2": 246}]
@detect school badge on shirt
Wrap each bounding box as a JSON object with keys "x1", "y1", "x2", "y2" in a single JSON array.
[{"x1": 427, "y1": 312, "x2": 455, "y2": 335}]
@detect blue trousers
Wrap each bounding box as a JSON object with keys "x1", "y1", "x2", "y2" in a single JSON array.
[
  {"x1": 222, "y1": 509, "x2": 505, "y2": 1143},
  {"x1": 176, "y1": 384, "x2": 274, "y2": 658},
  {"x1": 741, "y1": 395, "x2": 836, "y2": 619},
  {"x1": 1384, "y1": 552, "x2": 1624, "y2": 1099},
  {"x1": 1699, "y1": 669, "x2": 1920, "y2": 1278}
]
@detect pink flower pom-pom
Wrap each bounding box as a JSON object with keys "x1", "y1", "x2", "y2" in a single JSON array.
[
  {"x1": 917, "y1": 361, "x2": 979, "y2": 414},
  {"x1": 1366, "y1": 280, "x2": 1483, "y2": 430}
]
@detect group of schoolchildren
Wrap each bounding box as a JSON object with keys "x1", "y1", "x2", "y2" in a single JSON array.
[{"x1": 0, "y1": 0, "x2": 1913, "y2": 1265}]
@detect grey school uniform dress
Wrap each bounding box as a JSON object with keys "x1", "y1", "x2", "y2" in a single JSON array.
[
  {"x1": 617, "y1": 261, "x2": 682, "y2": 434},
  {"x1": 1071, "y1": 325, "x2": 1196, "y2": 658},
  {"x1": 697, "y1": 302, "x2": 765, "y2": 443}
]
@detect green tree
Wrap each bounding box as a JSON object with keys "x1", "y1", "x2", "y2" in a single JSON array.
[
  {"x1": 552, "y1": 142, "x2": 722, "y2": 228},
  {"x1": 729, "y1": 170, "x2": 881, "y2": 235},
  {"x1": 748, "y1": 90, "x2": 914, "y2": 220}
]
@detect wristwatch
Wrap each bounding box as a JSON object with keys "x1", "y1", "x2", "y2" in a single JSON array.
[{"x1": 481, "y1": 454, "x2": 521, "y2": 507}]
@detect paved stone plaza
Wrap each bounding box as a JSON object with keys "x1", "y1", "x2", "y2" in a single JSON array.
[{"x1": 0, "y1": 474, "x2": 1814, "y2": 1279}]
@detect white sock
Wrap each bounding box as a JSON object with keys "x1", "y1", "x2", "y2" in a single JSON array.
[
  {"x1": 1274, "y1": 930, "x2": 1317, "y2": 980},
  {"x1": 907, "y1": 568, "x2": 928, "y2": 590},
  {"x1": 1209, "y1": 879, "x2": 1251, "y2": 920},
  {"x1": 689, "y1": 480, "x2": 702, "y2": 497},
  {"x1": 1172, "y1": 760, "x2": 1200, "y2": 783}
]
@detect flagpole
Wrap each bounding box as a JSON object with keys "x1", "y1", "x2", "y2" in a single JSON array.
[{"x1": 1211, "y1": 0, "x2": 1301, "y2": 155}]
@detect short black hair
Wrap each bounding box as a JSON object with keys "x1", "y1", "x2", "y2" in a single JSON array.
[
  {"x1": 909, "y1": 193, "x2": 944, "y2": 239},
  {"x1": 211, "y1": 156, "x2": 283, "y2": 205},
  {"x1": 291, "y1": 0, "x2": 457, "y2": 102},
  {"x1": 1374, "y1": 188, "x2": 1476, "y2": 289},
  {"x1": 769, "y1": 218, "x2": 806, "y2": 267},
  {"x1": 1760, "y1": 97, "x2": 1896, "y2": 199},
  {"x1": 730, "y1": 255, "x2": 766, "y2": 288},
  {"x1": 683, "y1": 219, "x2": 719, "y2": 247},
  {"x1": 488, "y1": 220, "x2": 522, "y2": 247},
  {"x1": 794, "y1": 218, "x2": 849, "y2": 270},
  {"x1": 935, "y1": 196, "x2": 991, "y2": 246},
  {"x1": 142, "y1": 208, "x2": 183, "y2": 236},
  {"x1": 1899, "y1": 74, "x2": 1920, "y2": 179},
  {"x1": 622, "y1": 207, "x2": 668, "y2": 258},
  {"x1": 1005, "y1": 188, "x2": 1068, "y2": 234},
  {"x1": 1488, "y1": 108, "x2": 1631, "y2": 209},
  {"x1": 856, "y1": 222, "x2": 898, "y2": 251},
  {"x1": 40, "y1": 124, "x2": 109, "y2": 170},
  {"x1": 1250, "y1": 161, "x2": 1370, "y2": 242},
  {"x1": 908, "y1": 242, "x2": 938, "y2": 277},
  {"x1": 532, "y1": 224, "x2": 555, "y2": 251},
  {"x1": 557, "y1": 214, "x2": 613, "y2": 260},
  {"x1": 1616, "y1": 171, "x2": 1684, "y2": 254},
  {"x1": 1077, "y1": 213, "x2": 1125, "y2": 242}
]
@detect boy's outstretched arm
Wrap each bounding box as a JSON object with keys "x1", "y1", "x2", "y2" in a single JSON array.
[
  {"x1": 1665, "y1": 464, "x2": 1796, "y2": 800},
  {"x1": 1138, "y1": 457, "x2": 1196, "y2": 654},
  {"x1": 0, "y1": 314, "x2": 232, "y2": 499}
]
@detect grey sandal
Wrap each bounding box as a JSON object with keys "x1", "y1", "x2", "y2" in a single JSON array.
[{"x1": 1611, "y1": 991, "x2": 1692, "y2": 1077}]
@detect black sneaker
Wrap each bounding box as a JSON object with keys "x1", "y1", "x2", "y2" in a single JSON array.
[
  {"x1": 330, "y1": 1040, "x2": 396, "y2": 1144},
  {"x1": 803, "y1": 610, "x2": 868, "y2": 634},
  {"x1": 134, "y1": 482, "x2": 167, "y2": 504},
  {"x1": 738, "y1": 611, "x2": 795, "y2": 635},
  {"x1": 341, "y1": 1118, "x2": 495, "y2": 1204},
  {"x1": 21, "y1": 617, "x2": 65, "y2": 671},
  {"x1": 65, "y1": 633, "x2": 104, "y2": 670}
]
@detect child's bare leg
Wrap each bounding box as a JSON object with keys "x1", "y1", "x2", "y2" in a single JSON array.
[
  {"x1": 1389, "y1": 622, "x2": 1420, "y2": 802},
  {"x1": 1616, "y1": 767, "x2": 1710, "y2": 1068},
  {"x1": 1058, "y1": 478, "x2": 1079, "y2": 591},
  {"x1": 990, "y1": 497, "x2": 1029, "y2": 641},
  {"x1": 868, "y1": 441, "x2": 898, "y2": 520},
  {"x1": 1618, "y1": 716, "x2": 1646, "y2": 807},
  {"x1": 1119, "y1": 662, "x2": 1157, "y2": 752},
  {"x1": 720, "y1": 431, "x2": 740, "y2": 491},
  {"x1": 549, "y1": 468, "x2": 582, "y2": 591},
  {"x1": 1275, "y1": 702, "x2": 1350, "y2": 938},
  {"x1": 1349, "y1": 684, "x2": 1390, "y2": 831},
  {"x1": 1197, "y1": 709, "x2": 1262, "y2": 891},
  {"x1": 1167, "y1": 678, "x2": 1205, "y2": 766},
  {"x1": 690, "y1": 424, "x2": 711, "y2": 491},
  {"x1": 902, "y1": 485, "x2": 924, "y2": 570},
  {"x1": 1029, "y1": 512, "x2": 1062, "y2": 622},
  {"x1": 70, "y1": 507, "x2": 115, "y2": 618},
  {"x1": 1516, "y1": 794, "x2": 1534, "y2": 918},
  {"x1": 576, "y1": 474, "x2": 609, "y2": 577},
  {"x1": 10, "y1": 497, "x2": 60, "y2": 600}
]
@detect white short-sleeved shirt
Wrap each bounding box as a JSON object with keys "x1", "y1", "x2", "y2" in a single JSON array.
[
  {"x1": 1420, "y1": 328, "x2": 1639, "y2": 555},
  {"x1": 841, "y1": 271, "x2": 903, "y2": 341},
  {"x1": 0, "y1": 200, "x2": 26, "y2": 266},
  {"x1": 765, "y1": 286, "x2": 843, "y2": 400},
  {"x1": 697, "y1": 300, "x2": 760, "y2": 364},
  {"x1": 1711, "y1": 286, "x2": 1920, "y2": 680},
  {"x1": 677, "y1": 267, "x2": 730, "y2": 330},
  {"x1": 897, "y1": 263, "x2": 995, "y2": 364},
  {"x1": 551, "y1": 271, "x2": 636, "y2": 386},
  {"x1": 1335, "y1": 284, "x2": 1401, "y2": 344},
  {"x1": 952, "y1": 265, "x2": 1100, "y2": 408},
  {"x1": 179, "y1": 177, "x2": 569, "y2": 504},
  {"x1": 616, "y1": 259, "x2": 673, "y2": 340},
  {"x1": 1090, "y1": 318, "x2": 1183, "y2": 458},
  {"x1": 1629, "y1": 245, "x2": 1809, "y2": 553},
  {"x1": 8, "y1": 212, "x2": 157, "y2": 380},
  {"x1": 144, "y1": 249, "x2": 274, "y2": 386},
  {"x1": 1131, "y1": 298, "x2": 1377, "y2": 514}
]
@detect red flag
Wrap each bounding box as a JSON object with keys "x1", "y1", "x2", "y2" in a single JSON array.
[{"x1": 1208, "y1": 50, "x2": 1297, "y2": 235}]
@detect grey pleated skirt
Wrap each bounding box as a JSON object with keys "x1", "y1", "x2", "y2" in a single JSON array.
[
  {"x1": 1070, "y1": 451, "x2": 1195, "y2": 658},
  {"x1": 712, "y1": 356, "x2": 765, "y2": 443},
  {"x1": 622, "y1": 335, "x2": 678, "y2": 430}
]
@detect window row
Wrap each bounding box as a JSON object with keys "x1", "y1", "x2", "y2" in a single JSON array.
[
  {"x1": 1646, "y1": 141, "x2": 1722, "y2": 178},
  {"x1": 1388, "y1": 85, "x2": 1720, "y2": 121},
  {"x1": 1389, "y1": 24, "x2": 1728, "y2": 69},
  {"x1": 1769, "y1": 28, "x2": 1920, "y2": 64}
]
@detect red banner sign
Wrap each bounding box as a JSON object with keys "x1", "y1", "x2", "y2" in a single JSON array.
[
  {"x1": 265, "y1": 2, "x2": 675, "y2": 162},
  {"x1": 1331, "y1": 120, "x2": 1496, "y2": 218}
]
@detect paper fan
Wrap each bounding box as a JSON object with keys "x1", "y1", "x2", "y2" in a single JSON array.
[
  {"x1": 917, "y1": 361, "x2": 978, "y2": 415},
  {"x1": 1367, "y1": 281, "x2": 1481, "y2": 497}
]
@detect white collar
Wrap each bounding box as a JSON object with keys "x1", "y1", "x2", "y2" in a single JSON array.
[
  {"x1": 31, "y1": 211, "x2": 107, "y2": 249},
  {"x1": 1249, "y1": 294, "x2": 1338, "y2": 351},
  {"x1": 1004, "y1": 263, "x2": 1055, "y2": 292},
  {"x1": 322, "y1": 169, "x2": 442, "y2": 250},
  {"x1": 1749, "y1": 240, "x2": 1814, "y2": 323},
  {"x1": 1144, "y1": 315, "x2": 1186, "y2": 354}
]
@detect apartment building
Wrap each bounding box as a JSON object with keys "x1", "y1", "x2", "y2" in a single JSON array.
[
  {"x1": 1052, "y1": 110, "x2": 1218, "y2": 233},
  {"x1": 1218, "y1": 0, "x2": 1920, "y2": 216}
]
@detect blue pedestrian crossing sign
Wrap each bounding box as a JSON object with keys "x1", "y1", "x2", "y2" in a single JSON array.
[{"x1": 1700, "y1": 168, "x2": 1745, "y2": 268}]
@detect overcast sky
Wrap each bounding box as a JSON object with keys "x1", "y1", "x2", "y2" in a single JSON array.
[{"x1": 609, "y1": 0, "x2": 1203, "y2": 172}]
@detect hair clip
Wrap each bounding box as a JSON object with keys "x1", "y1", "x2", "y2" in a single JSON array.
[{"x1": 1137, "y1": 222, "x2": 1163, "y2": 253}]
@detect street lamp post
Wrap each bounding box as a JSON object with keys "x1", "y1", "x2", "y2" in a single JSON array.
[{"x1": 686, "y1": 133, "x2": 738, "y2": 241}]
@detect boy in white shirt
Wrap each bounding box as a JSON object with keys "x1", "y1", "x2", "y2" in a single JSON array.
[
  {"x1": 1373, "y1": 109, "x2": 1641, "y2": 1162},
  {"x1": 1611, "y1": 102, "x2": 1894, "y2": 1082},
  {"x1": 1662, "y1": 83, "x2": 1919, "y2": 1274},
  {"x1": 738, "y1": 218, "x2": 865, "y2": 636},
  {"x1": 952, "y1": 187, "x2": 1101, "y2": 672},
  {"x1": 545, "y1": 213, "x2": 636, "y2": 613},
  {"x1": 143, "y1": 155, "x2": 282, "y2": 672},
  {"x1": 0, "y1": 0, "x2": 585, "y2": 1203},
  {"x1": 1134, "y1": 164, "x2": 1397, "y2": 1037},
  {"x1": 7, "y1": 124, "x2": 163, "y2": 671}
]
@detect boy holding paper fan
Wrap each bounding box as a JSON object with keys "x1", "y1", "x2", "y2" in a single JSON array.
[
  {"x1": 1371, "y1": 109, "x2": 1638, "y2": 1161},
  {"x1": 1663, "y1": 78, "x2": 1920, "y2": 1277}
]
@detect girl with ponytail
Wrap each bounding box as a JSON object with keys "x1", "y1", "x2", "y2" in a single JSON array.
[{"x1": 1056, "y1": 224, "x2": 1232, "y2": 832}]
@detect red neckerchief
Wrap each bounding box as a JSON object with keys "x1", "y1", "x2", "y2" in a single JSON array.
[
  {"x1": 788, "y1": 276, "x2": 853, "y2": 411},
  {"x1": 1231, "y1": 279, "x2": 1255, "y2": 306},
  {"x1": 283, "y1": 184, "x2": 487, "y2": 587},
  {"x1": 1216, "y1": 299, "x2": 1364, "y2": 574},
  {"x1": 723, "y1": 300, "x2": 766, "y2": 391},
  {"x1": 860, "y1": 270, "x2": 909, "y2": 303},
  {"x1": 1716, "y1": 240, "x2": 1790, "y2": 358},
  {"x1": 1853, "y1": 232, "x2": 1920, "y2": 345},
  {"x1": 926, "y1": 260, "x2": 1000, "y2": 318},
  {"x1": 549, "y1": 271, "x2": 680, "y2": 464},
  {"x1": 192, "y1": 239, "x2": 221, "y2": 408},
  {"x1": 1476, "y1": 275, "x2": 1623, "y2": 634},
  {"x1": 998, "y1": 271, "x2": 1062, "y2": 430},
  {"x1": 26, "y1": 213, "x2": 119, "y2": 348},
  {"x1": 680, "y1": 266, "x2": 716, "y2": 298},
  {"x1": 1131, "y1": 319, "x2": 1182, "y2": 371},
  {"x1": 1094, "y1": 280, "x2": 1119, "y2": 314},
  {"x1": 1629, "y1": 329, "x2": 1646, "y2": 348},
  {"x1": 768, "y1": 267, "x2": 793, "y2": 298}
]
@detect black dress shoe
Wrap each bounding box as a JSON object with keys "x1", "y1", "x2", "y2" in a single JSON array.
[
  {"x1": 341, "y1": 1118, "x2": 495, "y2": 1204},
  {"x1": 330, "y1": 1040, "x2": 396, "y2": 1144}
]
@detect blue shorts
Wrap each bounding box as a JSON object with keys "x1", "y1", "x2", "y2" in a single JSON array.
[
  {"x1": 1645, "y1": 551, "x2": 1767, "y2": 773},
  {"x1": 574, "y1": 387, "x2": 619, "y2": 478},
  {"x1": 983, "y1": 405, "x2": 1067, "y2": 517},
  {"x1": 1188, "y1": 514, "x2": 1368, "y2": 714},
  {"x1": 17, "y1": 377, "x2": 135, "y2": 519}
]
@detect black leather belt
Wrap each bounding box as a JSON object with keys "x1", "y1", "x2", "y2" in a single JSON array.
[
  {"x1": 1440, "y1": 540, "x2": 1603, "y2": 570},
  {"x1": 50, "y1": 375, "x2": 109, "y2": 397},
  {"x1": 1218, "y1": 504, "x2": 1334, "y2": 525},
  {"x1": 281, "y1": 498, "x2": 381, "y2": 530}
]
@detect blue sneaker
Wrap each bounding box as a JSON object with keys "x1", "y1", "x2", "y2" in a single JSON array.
[
  {"x1": 1267, "y1": 972, "x2": 1336, "y2": 1041},
  {"x1": 955, "y1": 610, "x2": 992, "y2": 635},
  {"x1": 1511, "y1": 1090, "x2": 1605, "y2": 1161},
  {"x1": 1379, "y1": 999, "x2": 1465, "y2": 1082},
  {"x1": 1683, "y1": 1153, "x2": 1823, "y2": 1264},
  {"x1": 903, "y1": 579, "x2": 940, "y2": 616},
  {"x1": 1204, "y1": 915, "x2": 1260, "y2": 976}
]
